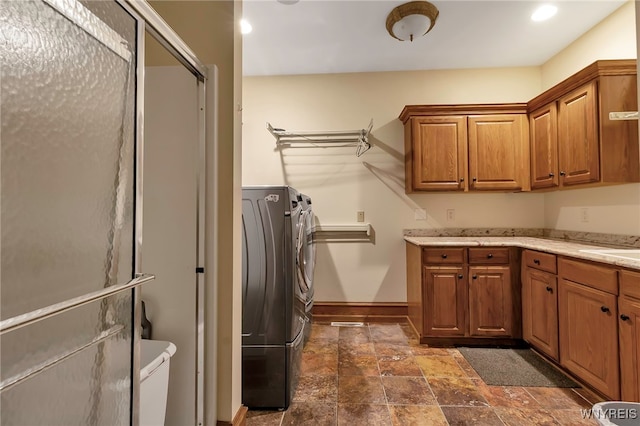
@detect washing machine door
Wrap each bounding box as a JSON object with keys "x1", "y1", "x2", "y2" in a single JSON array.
[{"x1": 296, "y1": 210, "x2": 315, "y2": 296}]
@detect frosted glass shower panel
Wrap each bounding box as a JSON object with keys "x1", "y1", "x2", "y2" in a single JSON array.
[
  {"x1": 0, "y1": 0, "x2": 137, "y2": 319},
  {"x1": 1, "y1": 292, "x2": 133, "y2": 425}
]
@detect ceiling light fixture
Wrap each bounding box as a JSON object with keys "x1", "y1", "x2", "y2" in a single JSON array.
[
  {"x1": 386, "y1": 1, "x2": 439, "y2": 42},
  {"x1": 531, "y1": 4, "x2": 558, "y2": 22}
]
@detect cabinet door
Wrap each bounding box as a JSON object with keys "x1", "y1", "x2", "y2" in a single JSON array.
[
  {"x1": 529, "y1": 103, "x2": 559, "y2": 189},
  {"x1": 559, "y1": 279, "x2": 619, "y2": 399},
  {"x1": 468, "y1": 114, "x2": 528, "y2": 191},
  {"x1": 468, "y1": 266, "x2": 513, "y2": 337},
  {"x1": 411, "y1": 116, "x2": 467, "y2": 191},
  {"x1": 522, "y1": 267, "x2": 559, "y2": 360},
  {"x1": 558, "y1": 81, "x2": 600, "y2": 185},
  {"x1": 619, "y1": 296, "x2": 640, "y2": 402},
  {"x1": 423, "y1": 266, "x2": 467, "y2": 336}
]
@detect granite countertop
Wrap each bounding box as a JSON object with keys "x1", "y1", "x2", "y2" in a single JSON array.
[{"x1": 404, "y1": 236, "x2": 640, "y2": 271}]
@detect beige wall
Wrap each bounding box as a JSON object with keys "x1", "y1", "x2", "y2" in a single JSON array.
[
  {"x1": 148, "y1": 1, "x2": 242, "y2": 423},
  {"x1": 243, "y1": 1, "x2": 640, "y2": 304},
  {"x1": 243, "y1": 68, "x2": 545, "y2": 303},
  {"x1": 541, "y1": 1, "x2": 640, "y2": 235},
  {"x1": 541, "y1": 1, "x2": 636, "y2": 90}
]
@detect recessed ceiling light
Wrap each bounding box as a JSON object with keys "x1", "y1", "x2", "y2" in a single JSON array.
[
  {"x1": 240, "y1": 19, "x2": 252, "y2": 35},
  {"x1": 531, "y1": 4, "x2": 558, "y2": 22}
]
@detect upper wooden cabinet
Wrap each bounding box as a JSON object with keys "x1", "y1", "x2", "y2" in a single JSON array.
[
  {"x1": 408, "y1": 116, "x2": 467, "y2": 191},
  {"x1": 401, "y1": 60, "x2": 638, "y2": 193},
  {"x1": 400, "y1": 105, "x2": 529, "y2": 193},
  {"x1": 529, "y1": 103, "x2": 559, "y2": 189},
  {"x1": 528, "y1": 60, "x2": 639, "y2": 189},
  {"x1": 468, "y1": 114, "x2": 528, "y2": 191}
]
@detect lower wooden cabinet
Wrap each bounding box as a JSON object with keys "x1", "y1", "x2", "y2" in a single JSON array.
[
  {"x1": 407, "y1": 243, "x2": 640, "y2": 401},
  {"x1": 469, "y1": 266, "x2": 513, "y2": 337},
  {"x1": 558, "y1": 277, "x2": 620, "y2": 400},
  {"x1": 522, "y1": 266, "x2": 559, "y2": 360},
  {"x1": 423, "y1": 266, "x2": 466, "y2": 336},
  {"x1": 619, "y1": 270, "x2": 640, "y2": 402},
  {"x1": 406, "y1": 244, "x2": 519, "y2": 343}
]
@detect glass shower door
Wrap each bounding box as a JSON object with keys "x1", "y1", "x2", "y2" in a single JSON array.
[{"x1": 1, "y1": 0, "x2": 142, "y2": 424}]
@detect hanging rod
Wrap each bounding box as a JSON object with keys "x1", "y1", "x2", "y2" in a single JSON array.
[
  {"x1": 267, "y1": 119, "x2": 373, "y2": 157},
  {"x1": 609, "y1": 111, "x2": 639, "y2": 121}
]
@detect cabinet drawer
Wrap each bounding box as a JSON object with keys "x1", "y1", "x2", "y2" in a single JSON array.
[
  {"x1": 523, "y1": 250, "x2": 557, "y2": 274},
  {"x1": 468, "y1": 248, "x2": 509, "y2": 264},
  {"x1": 558, "y1": 257, "x2": 618, "y2": 295},
  {"x1": 423, "y1": 248, "x2": 465, "y2": 264},
  {"x1": 620, "y1": 270, "x2": 640, "y2": 300}
]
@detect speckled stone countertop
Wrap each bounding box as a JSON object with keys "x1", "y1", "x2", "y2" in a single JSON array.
[{"x1": 403, "y1": 236, "x2": 640, "y2": 271}]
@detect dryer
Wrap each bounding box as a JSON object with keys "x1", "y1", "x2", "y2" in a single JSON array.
[
  {"x1": 298, "y1": 193, "x2": 316, "y2": 344},
  {"x1": 241, "y1": 186, "x2": 306, "y2": 409}
]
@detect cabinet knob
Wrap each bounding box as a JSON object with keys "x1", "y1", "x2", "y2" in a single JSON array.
[
  {"x1": 472, "y1": 275, "x2": 478, "y2": 280},
  {"x1": 621, "y1": 314, "x2": 630, "y2": 321},
  {"x1": 487, "y1": 253, "x2": 493, "y2": 259},
  {"x1": 600, "y1": 306, "x2": 610, "y2": 313},
  {"x1": 546, "y1": 286, "x2": 553, "y2": 293},
  {"x1": 458, "y1": 274, "x2": 463, "y2": 279},
  {"x1": 560, "y1": 171, "x2": 566, "y2": 176},
  {"x1": 533, "y1": 259, "x2": 541, "y2": 265},
  {"x1": 472, "y1": 177, "x2": 477, "y2": 182},
  {"x1": 460, "y1": 178, "x2": 465, "y2": 182},
  {"x1": 548, "y1": 172, "x2": 555, "y2": 177},
  {"x1": 441, "y1": 254, "x2": 448, "y2": 259}
]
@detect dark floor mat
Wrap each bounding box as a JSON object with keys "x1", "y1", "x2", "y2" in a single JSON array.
[{"x1": 457, "y1": 347, "x2": 578, "y2": 387}]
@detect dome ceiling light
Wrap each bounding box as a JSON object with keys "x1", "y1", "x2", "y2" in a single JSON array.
[{"x1": 386, "y1": 1, "x2": 440, "y2": 42}]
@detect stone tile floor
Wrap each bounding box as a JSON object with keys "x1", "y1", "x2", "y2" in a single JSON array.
[{"x1": 246, "y1": 322, "x2": 601, "y2": 425}]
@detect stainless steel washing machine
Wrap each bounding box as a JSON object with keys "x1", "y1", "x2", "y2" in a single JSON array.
[{"x1": 241, "y1": 186, "x2": 306, "y2": 409}]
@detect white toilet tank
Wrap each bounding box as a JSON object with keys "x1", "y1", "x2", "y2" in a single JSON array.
[{"x1": 140, "y1": 340, "x2": 177, "y2": 426}]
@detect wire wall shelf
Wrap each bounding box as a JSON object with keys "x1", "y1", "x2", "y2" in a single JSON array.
[{"x1": 267, "y1": 119, "x2": 373, "y2": 157}]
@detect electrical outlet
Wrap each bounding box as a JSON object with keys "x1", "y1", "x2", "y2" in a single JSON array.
[
  {"x1": 415, "y1": 208, "x2": 427, "y2": 220},
  {"x1": 446, "y1": 209, "x2": 455, "y2": 222},
  {"x1": 580, "y1": 207, "x2": 589, "y2": 223},
  {"x1": 357, "y1": 211, "x2": 365, "y2": 223}
]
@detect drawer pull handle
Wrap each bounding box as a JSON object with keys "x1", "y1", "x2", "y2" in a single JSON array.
[
  {"x1": 621, "y1": 314, "x2": 630, "y2": 321},
  {"x1": 533, "y1": 259, "x2": 541, "y2": 265},
  {"x1": 487, "y1": 253, "x2": 493, "y2": 259},
  {"x1": 546, "y1": 286, "x2": 553, "y2": 293},
  {"x1": 458, "y1": 274, "x2": 463, "y2": 279},
  {"x1": 441, "y1": 254, "x2": 448, "y2": 259},
  {"x1": 472, "y1": 275, "x2": 478, "y2": 280},
  {"x1": 601, "y1": 306, "x2": 610, "y2": 313}
]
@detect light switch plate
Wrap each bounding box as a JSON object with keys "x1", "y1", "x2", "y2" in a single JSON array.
[{"x1": 357, "y1": 211, "x2": 365, "y2": 222}]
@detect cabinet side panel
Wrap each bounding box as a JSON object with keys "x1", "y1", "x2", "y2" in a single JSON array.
[
  {"x1": 406, "y1": 243, "x2": 423, "y2": 336},
  {"x1": 404, "y1": 120, "x2": 414, "y2": 193},
  {"x1": 599, "y1": 75, "x2": 640, "y2": 183}
]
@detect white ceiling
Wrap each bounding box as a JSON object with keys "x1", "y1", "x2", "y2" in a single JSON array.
[{"x1": 242, "y1": 0, "x2": 628, "y2": 76}]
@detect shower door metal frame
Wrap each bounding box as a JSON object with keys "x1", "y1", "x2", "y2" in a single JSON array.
[
  {"x1": 1, "y1": 0, "x2": 154, "y2": 424},
  {"x1": 117, "y1": 1, "x2": 209, "y2": 425}
]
